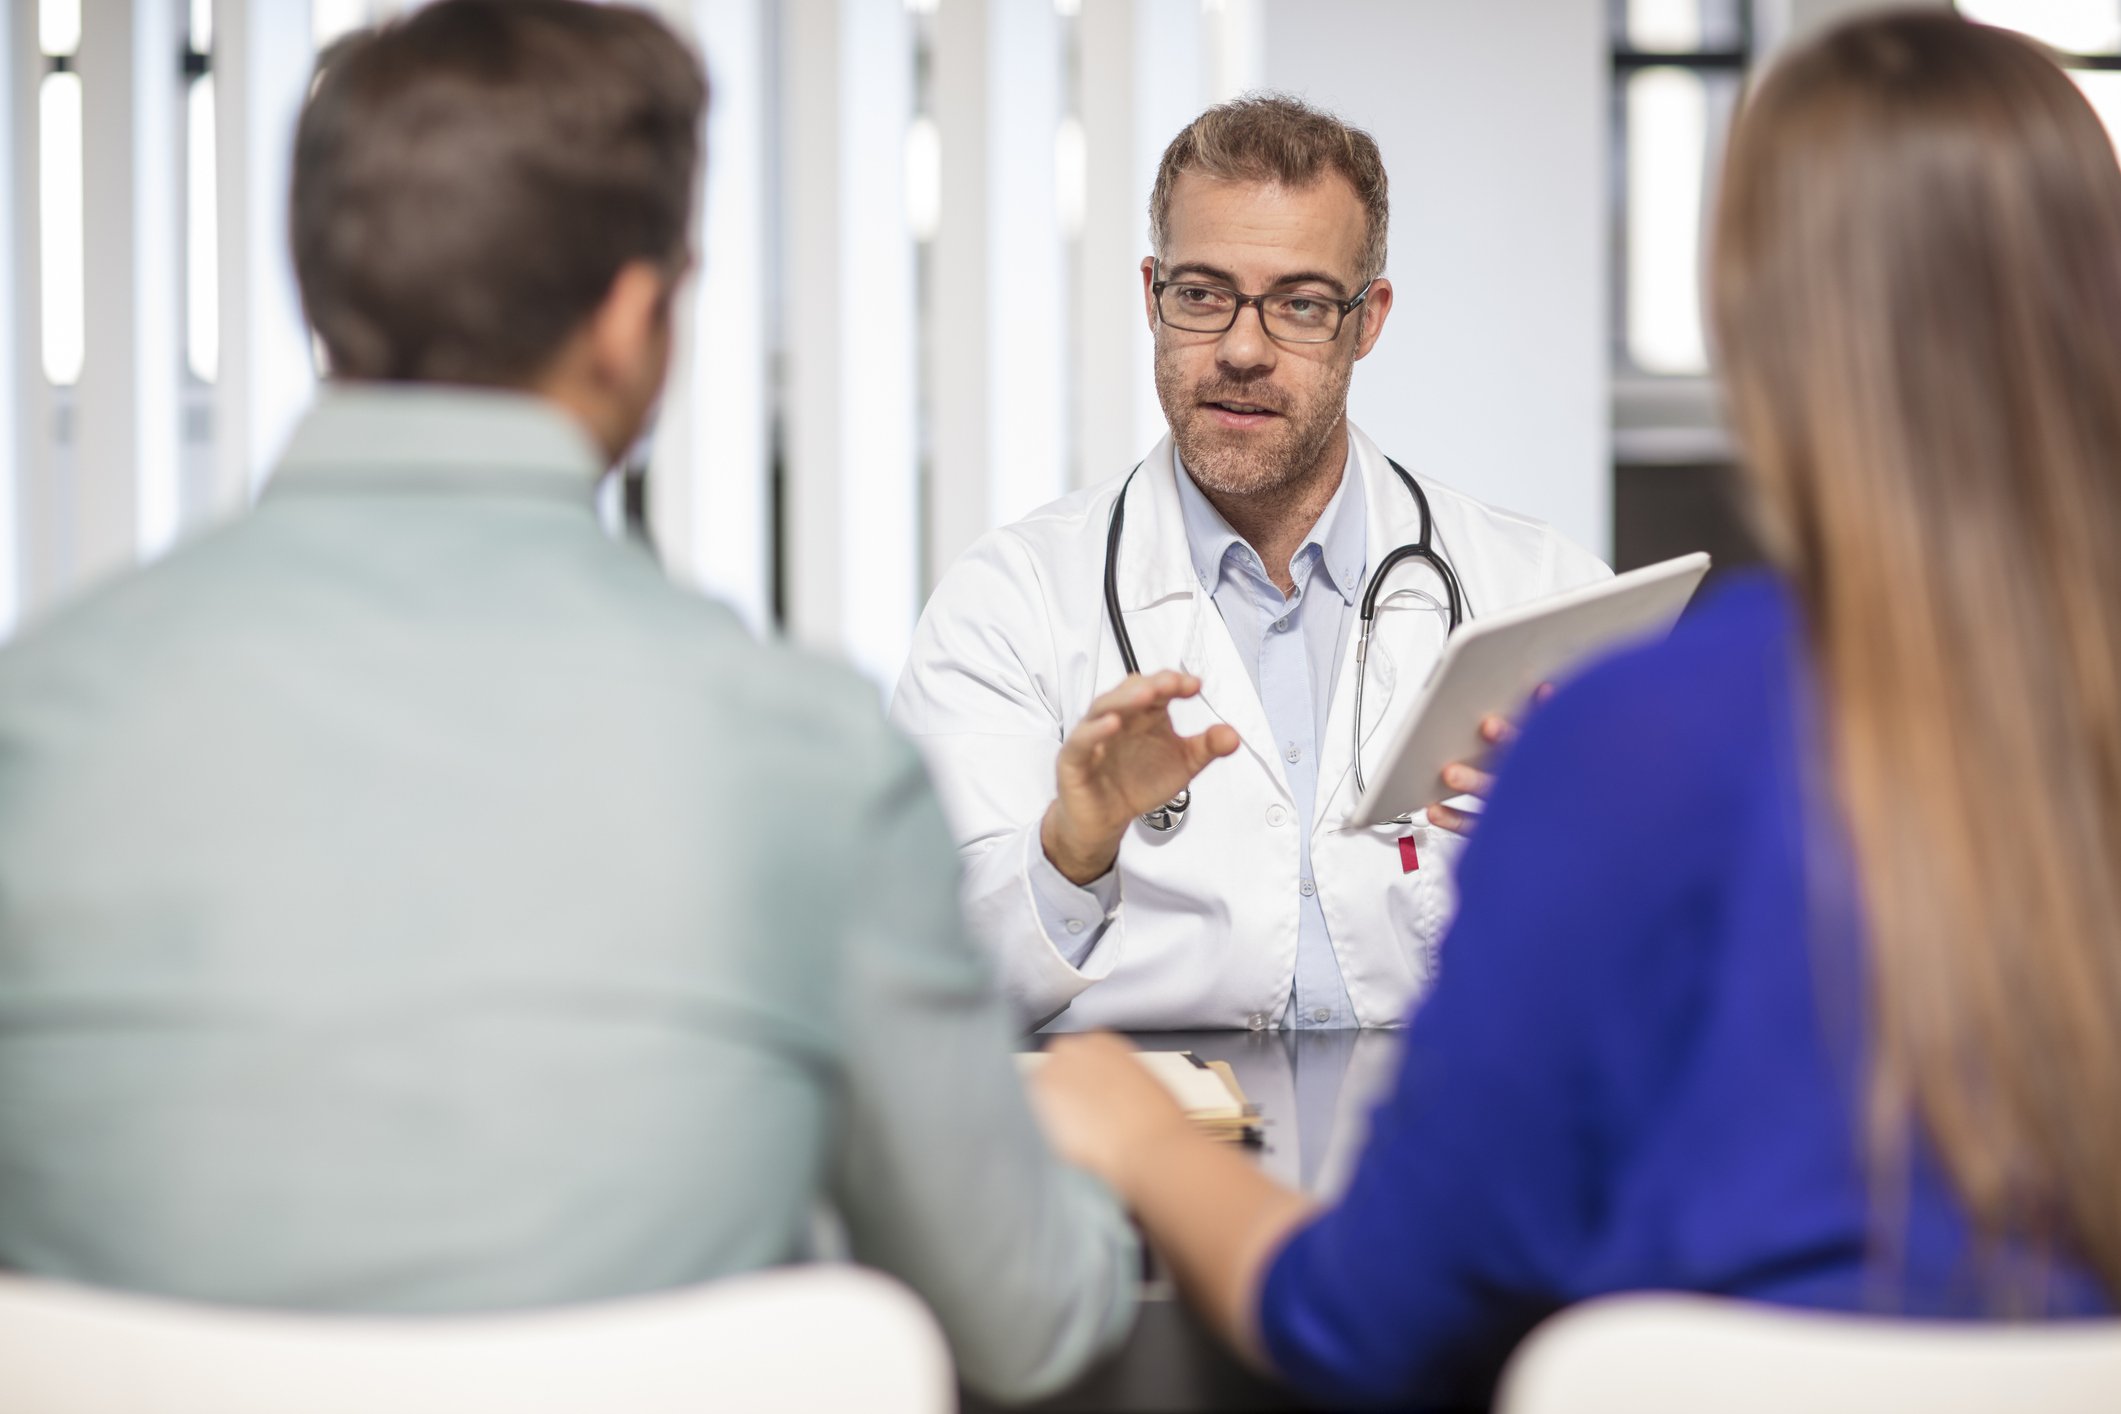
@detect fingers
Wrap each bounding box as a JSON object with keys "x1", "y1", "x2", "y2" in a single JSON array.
[
  {"x1": 1056, "y1": 709, "x2": 1122, "y2": 768},
  {"x1": 1031, "y1": 1032, "x2": 1186, "y2": 1192},
  {"x1": 1479, "y1": 684, "x2": 1556, "y2": 747},
  {"x1": 1084, "y1": 670, "x2": 1203, "y2": 722},
  {"x1": 1427, "y1": 801, "x2": 1477, "y2": 838},
  {"x1": 1432, "y1": 754, "x2": 1495, "y2": 837},
  {"x1": 1064, "y1": 710, "x2": 1123, "y2": 747},
  {"x1": 1185, "y1": 722, "x2": 1242, "y2": 770},
  {"x1": 1441, "y1": 761, "x2": 1495, "y2": 799},
  {"x1": 1045, "y1": 1031, "x2": 1137, "y2": 1062}
]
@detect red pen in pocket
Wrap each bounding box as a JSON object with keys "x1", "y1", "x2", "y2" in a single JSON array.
[{"x1": 1399, "y1": 834, "x2": 1420, "y2": 873}]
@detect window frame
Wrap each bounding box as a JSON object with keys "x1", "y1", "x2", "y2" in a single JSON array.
[{"x1": 1608, "y1": 0, "x2": 1757, "y2": 380}]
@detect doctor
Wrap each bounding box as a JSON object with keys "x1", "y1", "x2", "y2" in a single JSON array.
[{"x1": 892, "y1": 95, "x2": 1608, "y2": 1032}]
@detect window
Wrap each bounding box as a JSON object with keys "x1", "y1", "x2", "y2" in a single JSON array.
[
  {"x1": 1958, "y1": 2, "x2": 2121, "y2": 149},
  {"x1": 1610, "y1": 0, "x2": 1754, "y2": 377},
  {"x1": 186, "y1": 0, "x2": 217, "y2": 385},
  {"x1": 38, "y1": 0, "x2": 85, "y2": 388}
]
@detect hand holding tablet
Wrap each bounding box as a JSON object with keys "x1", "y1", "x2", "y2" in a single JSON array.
[{"x1": 1349, "y1": 554, "x2": 1712, "y2": 829}]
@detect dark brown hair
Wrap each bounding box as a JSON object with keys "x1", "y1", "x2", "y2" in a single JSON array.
[
  {"x1": 291, "y1": 0, "x2": 706, "y2": 385},
  {"x1": 1712, "y1": 10, "x2": 2121, "y2": 1301},
  {"x1": 1149, "y1": 94, "x2": 1389, "y2": 281}
]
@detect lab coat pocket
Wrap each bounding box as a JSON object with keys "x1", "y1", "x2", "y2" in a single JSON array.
[{"x1": 1372, "y1": 819, "x2": 1464, "y2": 989}]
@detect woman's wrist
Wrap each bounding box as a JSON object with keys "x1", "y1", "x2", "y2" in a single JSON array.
[{"x1": 1111, "y1": 1109, "x2": 1212, "y2": 1204}]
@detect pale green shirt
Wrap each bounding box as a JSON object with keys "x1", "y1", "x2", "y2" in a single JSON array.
[{"x1": 0, "y1": 387, "x2": 1135, "y2": 1402}]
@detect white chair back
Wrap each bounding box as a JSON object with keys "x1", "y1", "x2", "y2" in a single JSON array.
[
  {"x1": 0, "y1": 1265, "x2": 953, "y2": 1414},
  {"x1": 1497, "y1": 1293, "x2": 2121, "y2": 1414}
]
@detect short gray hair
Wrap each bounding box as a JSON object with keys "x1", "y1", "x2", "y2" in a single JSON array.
[{"x1": 1148, "y1": 93, "x2": 1389, "y2": 282}]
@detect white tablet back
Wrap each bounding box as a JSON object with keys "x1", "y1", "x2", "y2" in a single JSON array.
[{"x1": 1348, "y1": 553, "x2": 1712, "y2": 828}]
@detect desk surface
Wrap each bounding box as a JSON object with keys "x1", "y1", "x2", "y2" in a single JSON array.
[{"x1": 967, "y1": 1029, "x2": 1405, "y2": 1414}]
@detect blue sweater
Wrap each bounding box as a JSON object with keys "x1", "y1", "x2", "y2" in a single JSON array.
[{"x1": 1256, "y1": 572, "x2": 2112, "y2": 1409}]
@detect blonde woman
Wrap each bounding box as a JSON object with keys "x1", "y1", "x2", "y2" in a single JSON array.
[{"x1": 1032, "y1": 11, "x2": 2121, "y2": 1407}]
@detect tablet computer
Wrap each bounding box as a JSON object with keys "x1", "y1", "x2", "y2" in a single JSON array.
[{"x1": 1347, "y1": 552, "x2": 1712, "y2": 828}]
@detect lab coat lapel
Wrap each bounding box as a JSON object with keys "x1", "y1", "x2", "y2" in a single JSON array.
[
  {"x1": 1315, "y1": 426, "x2": 1450, "y2": 831},
  {"x1": 1114, "y1": 439, "x2": 1290, "y2": 798}
]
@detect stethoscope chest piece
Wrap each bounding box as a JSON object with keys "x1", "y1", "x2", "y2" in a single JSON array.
[{"x1": 1139, "y1": 788, "x2": 1190, "y2": 833}]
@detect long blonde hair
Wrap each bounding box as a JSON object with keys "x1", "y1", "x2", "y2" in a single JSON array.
[{"x1": 1711, "y1": 11, "x2": 2121, "y2": 1301}]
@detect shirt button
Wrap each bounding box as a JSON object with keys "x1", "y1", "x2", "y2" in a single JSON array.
[
  {"x1": 1064, "y1": 919, "x2": 1085, "y2": 935},
  {"x1": 1299, "y1": 878, "x2": 1316, "y2": 897},
  {"x1": 1266, "y1": 804, "x2": 1288, "y2": 827},
  {"x1": 1311, "y1": 1008, "x2": 1331, "y2": 1024},
  {"x1": 1247, "y1": 1012, "x2": 1267, "y2": 1031},
  {"x1": 1272, "y1": 617, "x2": 1289, "y2": 632},
  {"x1": 1285, "y1": 745, "x2": 1301, "y2": 763}
]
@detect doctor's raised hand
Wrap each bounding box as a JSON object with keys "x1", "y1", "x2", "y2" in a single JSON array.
[{"x1": 1041, "y1": 670, "x2": 1242, "y2": 885}]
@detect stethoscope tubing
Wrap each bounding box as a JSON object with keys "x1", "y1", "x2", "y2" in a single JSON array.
[{"x1": 1103, "y1": 454, "x2": 1467, "y2": 830}]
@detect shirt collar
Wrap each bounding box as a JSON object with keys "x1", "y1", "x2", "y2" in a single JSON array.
[
  {"x1": 266, "y1": 383, "x2": 608, "y2": 507},
  {"x1": 1173, "y1": 444, "x2": 1366, "y2": 605}
]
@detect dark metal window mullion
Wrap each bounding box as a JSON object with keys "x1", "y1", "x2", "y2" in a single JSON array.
[{"x1": 1612, "y1": 50, "x2": 1748, "y2": 73}]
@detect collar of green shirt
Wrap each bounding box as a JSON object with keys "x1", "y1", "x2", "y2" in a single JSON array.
[{"x1": 266, "y1": 384, "x2": 607, "y2": 508}]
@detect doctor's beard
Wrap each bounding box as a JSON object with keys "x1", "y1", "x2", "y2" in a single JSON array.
[{"x1": 1155, "y1": 340, "x2": 1356, "y2": 501}]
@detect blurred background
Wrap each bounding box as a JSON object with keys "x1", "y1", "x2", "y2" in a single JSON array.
[{"x1": 2, "y1": 0, "x2": 2116, "y2": 686}]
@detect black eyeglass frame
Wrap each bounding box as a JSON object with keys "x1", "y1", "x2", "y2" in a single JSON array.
[{"x1": 1150, "y1": 271, "x2": 1377, "y2": 345}]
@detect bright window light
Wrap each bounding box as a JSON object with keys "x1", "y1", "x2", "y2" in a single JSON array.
[
  {"x1": 190, "y1": 0, "x2": 213, "y2": 52},
  {"x1": 39, "y1": 71, "x2": 85, "y2": 387},
  {"x1": 1055, "y1": 116, "x2": 1087, "y2": 240},
  {"x1": 1628, "y1": 0, "x2": 1704, "y2": 52},
  {"x1": 1627, "y1": 66, "x2": 1710, "y2": 374},
  {"x1": 1957, "y1": 1, "x2": 2121, "y2": 54},
  {"x1": 39, "y1": 0, "x2": 81, "y2": 57},
  {"x1": 313, "y1": 0, "x2": 372, "y2": 48},
  {"x1": 188, "y1": 75, "x2": 220, "y2": 384},
  {"x1": 2074, "y1": 70, "x2": 2121, "y2": 154},
  {"x1": 905, "y1": 115, "x2": 941, "y2": 243}
]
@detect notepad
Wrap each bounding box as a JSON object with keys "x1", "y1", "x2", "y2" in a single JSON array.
[{"x1": 1017, "y1": 1050, "x2": 1259, "y2": 1142}]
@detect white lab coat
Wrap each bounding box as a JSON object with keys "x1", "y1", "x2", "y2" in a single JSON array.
[{"x1": 890, "y1": 423, "x2": 1610, "y2": 1032}]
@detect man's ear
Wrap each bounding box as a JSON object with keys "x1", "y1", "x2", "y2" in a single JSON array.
[
  {"x1": 587, "y1": 260, "x2": 675, "y2": 393},
  {"x1": 1353, "y1": 276, "x2": 1393, "y2": 361},
  {"x1": 1141, "y1": 256, "x2": 1160, "y2": 335}
]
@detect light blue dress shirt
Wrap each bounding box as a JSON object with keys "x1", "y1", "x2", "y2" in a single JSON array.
[{"x1": 1032, "y1": 452, "x2": 1366, "y2": 1029}]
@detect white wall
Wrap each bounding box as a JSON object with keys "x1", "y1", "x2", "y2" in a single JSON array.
[{"x1": 1258, "y1": 0, "x2": 1611, "y2": 558}]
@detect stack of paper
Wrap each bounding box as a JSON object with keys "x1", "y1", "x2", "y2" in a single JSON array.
[{"x1": 1018, "y1": 1050, "x2": 1261, "y2": 1144}]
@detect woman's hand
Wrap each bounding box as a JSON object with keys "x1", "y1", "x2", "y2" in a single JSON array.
[
  {"x1": 1031, "y1": 1033, "x2": 1315, "y2": 1369},
  {"x1": 1028, "y1": 1032, "x2": 1192, "y2": 1196}
]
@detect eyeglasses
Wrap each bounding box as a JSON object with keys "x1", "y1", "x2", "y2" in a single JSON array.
[{"x1": 1152, "y1": 273, "x2": 1375, "y2": 344}]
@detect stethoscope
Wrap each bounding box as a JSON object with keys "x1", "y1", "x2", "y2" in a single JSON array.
[{"x1": 1103, "y1": 455, "x2": 1469, "y2": 832}]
